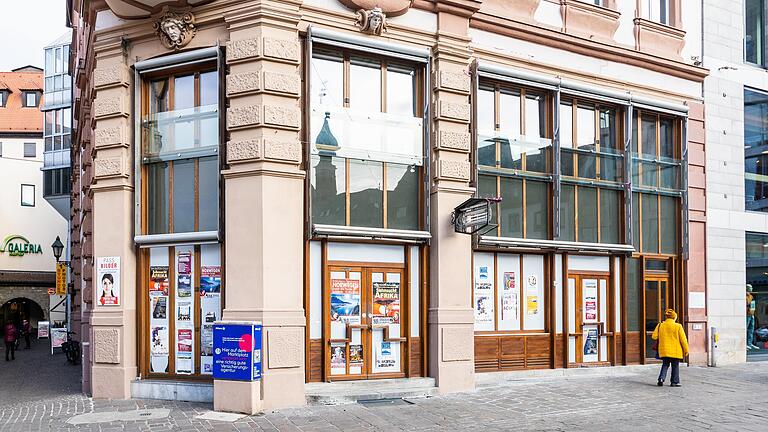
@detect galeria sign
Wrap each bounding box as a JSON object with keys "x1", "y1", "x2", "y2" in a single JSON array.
[{"x1": 0, "y1": 235, "x2": 43, "y2": 257}]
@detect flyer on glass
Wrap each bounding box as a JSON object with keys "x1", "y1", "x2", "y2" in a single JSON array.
[
  {"x1": 177, "y1": 302, "x2": 192, "y2": 321},
  {"x1": 475, "y1": 295, "x2": 493, "y2": 323},
  {"x1": 501, "y1": 292, "x2": 518, "y2": 321},
  {"x1": 177, "y1": 251, "x2": 192, "y2": 274},
  {"x1": 200, "y1": 266, "x2": 221, "y2": 294},
  {"x1": 330, "y1": 345, "x2": 346, "y2": 371},
  {"x1": 177, "y1": 274, "x2": 192, "y2": 298},
  {"x1": 349, "y1": 345, "x2": 364, "y2": 367},
  {"x1": 151, "y1": 295, "x2": 167, "y2": 320},
  {"x1": 177, "y1": 329, "x2": 193, "y2": 352},
  {"x1": 151, "y1": 326, "x2": 169, "y2": 355},
  {"x1": 96, "y1": 256, "x2": 120, "y2": 306},
  {"x1": 372, "y1": 282, "x2": 400, "y2": 324},
  {"x1": 503, "y1": 272, "x2": 516, "y2": 291},
  {"x1": 330, "y1": 278, "x2": 361, "y2": 323}
]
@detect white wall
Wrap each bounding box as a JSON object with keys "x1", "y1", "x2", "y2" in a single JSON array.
[
  {"x1": 0, "y1": 138, "x2": 68, "y2": 273},
  {"x1": 702, "y1": 0, "x2": 753, "y2": 364}
]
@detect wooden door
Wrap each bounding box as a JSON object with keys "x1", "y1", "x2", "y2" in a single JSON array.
[{"x1": 570, "y1": 273, "x2": 611, "y2": 365}]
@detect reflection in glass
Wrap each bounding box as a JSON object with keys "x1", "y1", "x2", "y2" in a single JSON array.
[
  {"x1": 199, "y1": 71, "x2": 219, "y2": 148},
  {"x1": 632, "y1": 192, "x2": 640, "y2": 249},
  {"x1": 577, "y1": 104, "x2": 596, "y2": 178},
  {"x1": 350, "y1": 56, "x2": 381, "y2": 113},
  {"x1": 147, "y1": 79, "x2": 169, "y2": 155},
  {"x1": 311, "y1": 155, "x2": 346, "y2": 225},
  {"x1": 525, "y1": 93, "x2": 546, "y2": 139},
  {"x1": 660, "y1": 196, "x2": 678, "y2": 254},
  {"x1": 600, "y1": 188, "x2": 621, "y2": 244},
  {"x1": 198, "y1": 156, "x2": 218, "y2": 231},
  {"x1": 349, "y1": 159, "x2": 383, "y2": 227},
  {"x1": 477, "y1": 87, "x2": 496, "y2": 137},
  {"x1": 311, "y1": 49, "x2": 344, "y2": 107},
  {"x1": 477, "y1": 137, "x2": 497, "y2": 168},
  {"x1": 744, "y1": 89, "x2": 768, "y2": 212},
  {"x1": 577, "y1": 186, "x2": 598, "y2": 243},
  {"x1": 641, "y1": 115, "x2": 656, "y2": 156},
  {"x1": 560, "y1": 102, "x2": 574, "y2": 148},
  {"x1": 626, "y1": 258, "x2": 641, "y2": 332},
  {"x1": 147, "y1": 162, "x2": 169, "y2": 234},
  {"x1": 659, "y1": 117, "x2": 674, "y2": 158},
  {"x1": 560, "y1": 184, "x2": 575, "y2": 241},
  {"x1": 500, "y1": 177, "x2": 523, "y2": 238},
  {"x1": 641, "y1": 193, "x2": 659, "y2": 253},
  {"x1": 387, "y1": 63, "x2": 416, "y2": 117},
  {"x1": 172, "y1": 159, "x2": 195, "y2": 233},
  {"x1": 645, "y1": 280, "x2": 659, "y2": 357},
  {"x1": 387, "y1": 163, "x2": 419, "y2": 230},
  {"x1": 499, "y1": 89, "x2": 520, "y2": 137},
  {"x1": 174, "y1": 75, "x2": 195, "y2": 151},
  {"x1": 526, "y1": 181, "x2": 548, "y2": 239},
  {"x1": 746, "y1": 0, "x2": 764, "y2": 65},
  {"x1": 478, "y1": 174, "x2": 498, "y2": 236}
]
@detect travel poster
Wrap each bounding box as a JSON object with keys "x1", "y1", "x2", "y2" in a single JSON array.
[
  {"x1": 96, "y1": 256, "x2": 120, "y2": 306},
  {"x1": 177, "y1": 274, "x2": 192, "y2": 298},
  {"x1": 149, "y1": 266, "x2": 169, "y2": 295},
  {"x1": 349, "y1": 344, "x2": 364, "y2": 367},
  {"x1": 376, "y1": 342, "x2": 395, "y2": 369},
  {"x1": 200, "y1": 265, "x2": 221, "y2": 294},
  {"x1": 372, "y1": 282, "x2": 400, "y2": 324},
  {"x1": 330, "y1": 278, "x2": 361, "y2": 324}
]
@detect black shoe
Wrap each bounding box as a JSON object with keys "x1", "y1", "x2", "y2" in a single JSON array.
[
  {"x1": 657, "y1": 380, "x2": 663, "y2": 387},
  {"x1": 670, "y1": 383, "x2": 681, "y2": 387}
]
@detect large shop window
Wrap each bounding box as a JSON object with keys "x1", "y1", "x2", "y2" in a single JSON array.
[
  {"x1": 136, "y1": 51, "x2": 222, "y2": 379},
  {"x1": 310, "y1": 47, "x2": 423, "y2": 231},
  {"x1": 473, "y1": 252, "x2": 546, "y2": 332},
  {"x1": 629, "y1": 110, "x2": 682, "y2": 255},
  {"x1": 476, "y1": 83, "x2": 552, "y2": 239},
  {"x1": 745, "y1": 88, "x2": 768, "y2": 212},
  {"x1": 560, "y1": 99, "x2": 623, "y2": 244}
]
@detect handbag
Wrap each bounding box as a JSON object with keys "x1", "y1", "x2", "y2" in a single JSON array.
[{"x1": 651, "y1": 323, "x2": 660, "y2": 359}]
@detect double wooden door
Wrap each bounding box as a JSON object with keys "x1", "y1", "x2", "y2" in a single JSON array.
[{"x1": 326, "y1": 265, "x2": 407, "y2": 380}]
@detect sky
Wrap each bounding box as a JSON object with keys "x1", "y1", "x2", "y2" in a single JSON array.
[{"x1": 0, "y1": 0, "x2": 70, "y2": 71}]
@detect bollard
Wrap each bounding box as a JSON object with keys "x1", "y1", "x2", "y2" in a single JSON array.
[{"x1": 710, "y1": 326, "x2": 718, "y2": 367}]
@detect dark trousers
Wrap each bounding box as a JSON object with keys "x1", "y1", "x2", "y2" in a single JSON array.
[
  {"x1": 658, "y1": 357, "x2": 680, "y2": 384},
  {"x1": 24, "y1": 335, "x2": 30, "y2": 349},
  {"x1": 4, "y1": 341, "x2": 15, "y2": 361}
]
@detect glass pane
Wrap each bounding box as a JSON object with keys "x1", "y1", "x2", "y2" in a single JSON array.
[
  {"x1": 646, "y1": 259, "x2": 668, "y2": 271},
  {"x1": 746, "y1": 0, "x2": 764, "y2": 65},
  {"x1": 45, "y1": 137, "x2": 53, "y2": 152},
  {"x1": 747, "y1": 233, "x2": 768, "y2": 292},
  {"x1": 560, "y1": 102, "x2": 573, "y2": 148},
  {"x1": 54, "y1": 135, "x2": 61, "y2": 151},
  {"x1": 660, "y1": 196, "x2": 678, "y2": 254},
  {"x1": 63, "y1": 108, "x2": 71, "y2": 134},
  {"x1": 147, "y1": 162, "x2": 170, "y2": 234},
  {"x1": 45, "y1": 48, "x2": 54, "y2": 75},
  {"x1": 577, "y1": 104, "x2": 596, "y2": 179},
  {"x1": 525, "y1": 92, "x2": 546, "y2": 140},
  {"x1": 63, "y1": 134, "x2": 71, "y2": 150},
  {"x1": 641, "y1": 194, "x2": 659, "y2": 253},
  {"x1": 499, "y1": 89, "x2": 521, "y2": 138},
  {"x1": 477, "y1": 87, "x2": 496, "y2": 137},
  {"x1": 55, "y1": 47, "x2": 62, "y2": 73},
  {"x1": 477, "y1": 137, "x2": 497, "y2": 168},
  {"x1": 626, "y1": 258, "x2": 641, "y2": 332},
  {"x1": 349, "y1": 159, "x2": 384, "y2": 227},
  {"x1": 172, "y1": 159, "x2": 195, "y2": 233},
  {"x1": 478, "y1": 174, "x2": 498, "y2": 236},
  {"x1": 387, "y1": 163, "x2": 419, "y2": 230},
  {"x1": 500, "y1": 177, "x2": 523, "y2": 238},
  {"x1": 577, "y1": 186, "x2": 598, "y2": 243},
  {"x1": 600, "y1": 188, "x2": 621, "y2": 244},
  {"x1": 632, "y1": 192, "x2": 640, "y2": 249},
  {"x1": 199, "y1": 71, "x2": 219, "y2": 148},
  {"x1": 45, "y1": 111, "x2": 53, "y2": 135},
  {"x1": 55, "y1": 109, "x2": 62, "y2": 133},
  {"x1": 173, "y1": 75, "x2": 195, "y2": 151},
  {"x1": 311, "y1": 155, "x2": 346, "y2": 225},
  {"x1": 311, "y1": 49, "x2": 344, "y2": 108},
  {"x1": 146, "y1": 79, "x2": 170, "y2": 156},
  {"x1": 349, "y1": 56, "x2": 381, "y2": 113},
  {"x1": 599, "y1": 108, "x2": 617, "y2": 150},
  {"x1": 744, "y1": 89, "x2": 768, "y2": 212},
  {"x1": 525, "y1": 181, "x2": 548, "y2": 239},
  {"x1": 641, "y1": 161, "x2": 658, "y2": 188},
  {"x1": 499, "y1": 138, "x2": 522, "y2": 170},
  {"x1": 659, "y1": 117, "x2": 675, "y2": 158},
  {"x1": 560, "y1": 184, "x2": 575, "y2": 241},
  {"x1": 198, "y1": 156, "x2": 219, "y2": 231},
  {"x1": 641, "y1": 115, "x2": 657, "y2": 156},
  {"x1": 645, "y1": 280, "x2": 660, "y2": 356},
  {"x1": 386, "y1": 63, "x2": 416, "y2": 117}
]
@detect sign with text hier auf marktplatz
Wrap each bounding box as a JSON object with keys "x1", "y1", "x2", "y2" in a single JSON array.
[{"x1": 212, "y1": 322, "x2": 262, "y2": 381}]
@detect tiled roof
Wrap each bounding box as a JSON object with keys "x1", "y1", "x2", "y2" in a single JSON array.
[{"x1": 0, "y1": 70, "x2": 43, "y2": 133}]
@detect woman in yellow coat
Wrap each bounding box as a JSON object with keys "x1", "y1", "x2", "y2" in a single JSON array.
[{"x1": 652, "y1": 309, "x2": 689, "y2": 387}]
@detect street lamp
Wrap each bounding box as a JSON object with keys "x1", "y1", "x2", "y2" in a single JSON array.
[{"x1": 51, "y1": 236, "x2": 64, "y2": 262}]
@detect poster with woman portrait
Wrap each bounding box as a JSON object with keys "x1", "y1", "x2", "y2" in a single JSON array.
[{"x1": 96, "y1": 256, "x2": 120, "y2": 306}]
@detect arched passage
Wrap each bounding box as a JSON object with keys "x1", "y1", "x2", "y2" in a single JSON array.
[{"x1": 0, "y1": 297, "x2": 46, "y2": 329}]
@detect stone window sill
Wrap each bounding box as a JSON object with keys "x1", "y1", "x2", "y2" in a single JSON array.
[
  {"x1": 560, "y1": 0, "x2": 621, "y2": 44},
  {"x1": 633, "y1": 17, "x2": 686, "y2": 60}
]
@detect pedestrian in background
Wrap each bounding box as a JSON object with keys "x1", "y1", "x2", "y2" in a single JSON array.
[
  {"x1": 4, "y1": 320, "x2": 17, "y2": 361},
  {"x1": 22, "y1": 319, "x2": 31, "y2": 349},
  {"x1": 652, "y1": 309, "x2": 689, "y2": 387},
  {"x1": 746, "y1": 284, "x2": 759, "y2": 350}
]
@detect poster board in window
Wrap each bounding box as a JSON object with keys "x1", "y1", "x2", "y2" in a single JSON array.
[{"x1": 473, "y1": 252, "x2": 495, "y2": 331}]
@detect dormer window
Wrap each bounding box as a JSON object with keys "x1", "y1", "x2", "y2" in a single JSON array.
[{"x1": 22, "y1": 91, "x2": 40, "y2": 108}]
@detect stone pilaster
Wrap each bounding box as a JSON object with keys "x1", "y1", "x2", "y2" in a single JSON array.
[
  {"x1": 428, "y1": 0, "x2": 481, "y2": 395},
  {"x1": 217, "y1": 0, "x2": 306, "y2": 413},
  {"x1": 89, "y1": 40, "x2": 137, "y2": 400}
]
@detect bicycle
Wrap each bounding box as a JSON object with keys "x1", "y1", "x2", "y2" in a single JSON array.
[{"x1": 61, "y1": 331, "x2": 81, "y2": 365}]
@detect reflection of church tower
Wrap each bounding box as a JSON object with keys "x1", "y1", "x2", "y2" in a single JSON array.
[
  {"x1": 313, "y1": 112, "x2": 343, "y2": 222},
  {"x1": 315, "y1": 112, "x2": 340, "y2": 154}
]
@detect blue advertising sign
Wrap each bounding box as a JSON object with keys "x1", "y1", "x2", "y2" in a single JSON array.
[{"x1": 212, "y1": 322, "x2": 262, "y2": 381}]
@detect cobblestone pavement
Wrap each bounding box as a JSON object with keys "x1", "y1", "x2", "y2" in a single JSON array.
[{"x1": 2, "y1": 360, "x2": 768, "y2": 431}]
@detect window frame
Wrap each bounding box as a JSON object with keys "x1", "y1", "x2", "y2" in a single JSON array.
[
  {"x1": 20, "y1": 184, "x2": 35, "y2": 207},
  {"x1": 22, "y1": 91, "x2": 39, "y2": 108},
  {"x1": 23, "y1": 142, "x2": 36, "y2": 158},
  {"x1": 308, "y1": 45, "x2": 427, "y2": 233},
  {"x1": 745, "y1": 0, "x2": 766, "y2": 66}
]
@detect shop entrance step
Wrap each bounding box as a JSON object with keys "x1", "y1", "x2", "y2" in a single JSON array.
[{"x1": 305, "y1": 377, "x2": 438, "y2": 405}]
